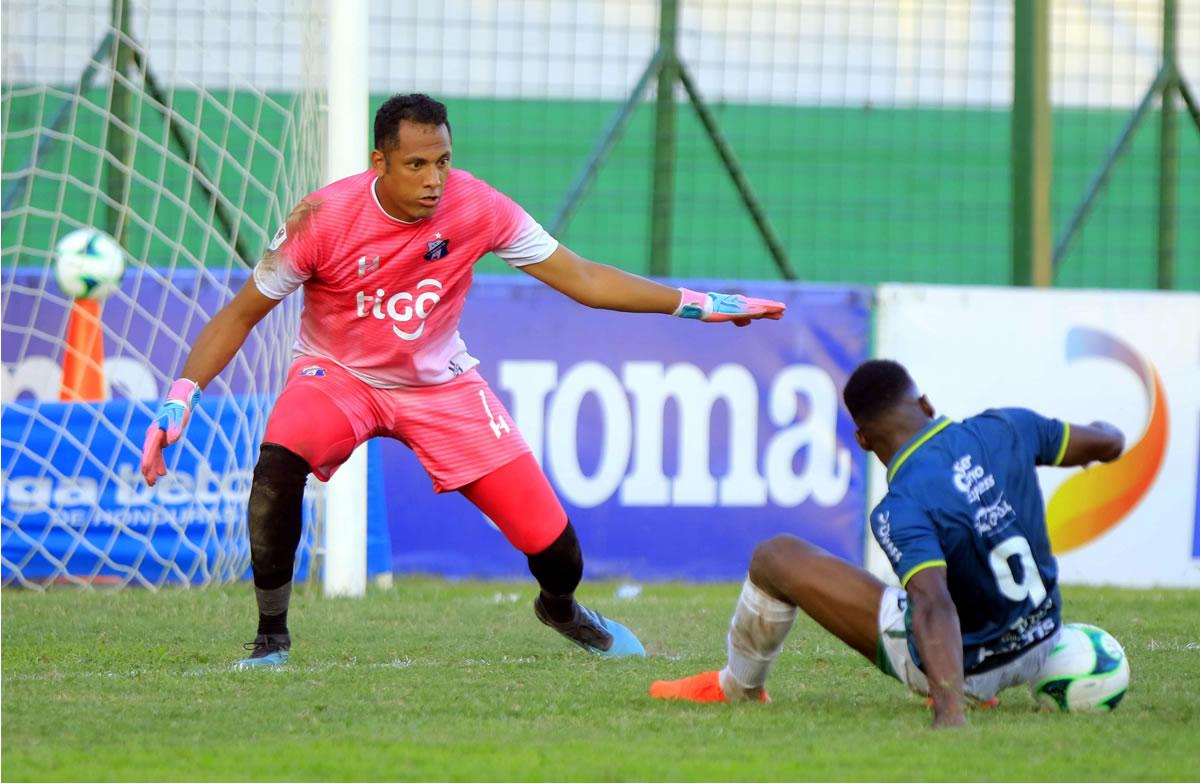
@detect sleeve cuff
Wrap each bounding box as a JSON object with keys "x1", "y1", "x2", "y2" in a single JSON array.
[
  {"x1": 252, "y1": 262, "x2": 294, "y2": 300},
  {"x1": 493, "y1": 216, "x2": 559, "y2": 267},
  {"x1": 1053, "y1": 422, "x2": 1071, "y2": 466},
  {"x1": 900, "y1": 559, "x2": 947, "y2": 588}
]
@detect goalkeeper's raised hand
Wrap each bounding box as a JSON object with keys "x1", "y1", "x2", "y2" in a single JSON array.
[
  {"x1": 140, "y1": 378, "x2": 201, "y2": 486},
  {"x1": 673, "y1": 288, "x2": 786, "y2": 327}
]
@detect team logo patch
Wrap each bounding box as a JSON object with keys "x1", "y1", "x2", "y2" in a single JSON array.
[
  {"x1": 424, "y1": 232, "x2": 449, "y2": 261},
  {"x1": 298, "y1": 365, "x2": 326, "y2": 377},
  {"x1": 267, "y1": 224, "x2": 287, "y2": 251}
]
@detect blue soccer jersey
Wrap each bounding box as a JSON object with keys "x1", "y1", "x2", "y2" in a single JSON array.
[{"x1": 870, "y1": 408, "x2": 1070, "y2": 674}]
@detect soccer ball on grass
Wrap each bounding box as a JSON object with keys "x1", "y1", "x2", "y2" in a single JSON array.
[
  {"x1": 53, "y1": 227, "x2": 126, "y2": 301},
  {"x1": 1031, "y1": 622, "x2": 1129, "y2": 712}
]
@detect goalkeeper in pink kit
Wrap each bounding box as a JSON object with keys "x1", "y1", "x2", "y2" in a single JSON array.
[{"x1": 140, "y1": 94, "x2": 785, "y2": 669}]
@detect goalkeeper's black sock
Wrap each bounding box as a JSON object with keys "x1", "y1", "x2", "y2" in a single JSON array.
[
  {"x1": 527, "y1": 522, "x2": 583, "y2": 623},
  {"x1": 243, "y1": 446, "x2": 307, "y2": 643},
  {"x1": 247, "y1": 444, "x2": 309, "y2": 640},
  {"x1": 536, "y1": 591, "x2": 576, "y2": 623},
  {"x1": 257, "y1": 609, "x2": 289, "y2": 637},
  {"x1": 254, "y1": 579, "x2": 293, "y2": 636}
]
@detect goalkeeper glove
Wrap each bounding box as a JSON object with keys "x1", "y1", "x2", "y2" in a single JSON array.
[
  {"x1": 673, "y1": 288, "x2": 786, "y2": 326},
  {"x1": 140, "y1": 378, "x2": 201, "y2": 486}
]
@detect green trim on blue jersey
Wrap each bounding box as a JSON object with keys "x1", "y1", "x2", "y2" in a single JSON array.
[
  {"x1": 900, "y1": 559, "x2": 947, "y2": 588},
  {"x1": 887, "y1": 417, "x2": 953, "y2": 484},
  {"x1": 1053, "y1": 422, "x2": 1071, "y2": 466}
]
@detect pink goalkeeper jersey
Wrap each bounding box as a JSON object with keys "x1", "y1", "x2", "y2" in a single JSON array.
[{"x1": 253, "y1": 168, "x2": 558, "y2": 387}]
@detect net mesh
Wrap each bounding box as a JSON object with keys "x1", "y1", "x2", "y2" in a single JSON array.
[
  {"x1": 1051, "y1": 0, "x2": 1200, "y2": 289},
  {"x1": 1, "y1": 0, "x2": 326, "y2": 588}
]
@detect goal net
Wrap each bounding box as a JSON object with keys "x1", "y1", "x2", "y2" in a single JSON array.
[{"x1": 1, "y1": 0, "x2": 327, "y2": 588}]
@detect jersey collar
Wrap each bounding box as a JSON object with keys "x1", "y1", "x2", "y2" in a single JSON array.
[{"x1": 886, "y1": 416, "x2": 952, "y2": 484}]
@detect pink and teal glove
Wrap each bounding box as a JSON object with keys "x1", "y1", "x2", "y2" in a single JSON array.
[
  {"x1": 140, "y1": 378, "x2": 201, "y2": 486},
  {"x1": 673, "y1": 288, "x2": 786, "y2": 327}
]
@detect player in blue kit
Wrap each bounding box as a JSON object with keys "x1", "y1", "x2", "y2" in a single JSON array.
[{"x1": 650, "y1": 359, "x2": 1125, "y2": 728}]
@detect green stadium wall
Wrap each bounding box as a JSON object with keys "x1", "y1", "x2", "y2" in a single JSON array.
[{"x1": 3, "y1": 90, "x2": 1196, "y2": 290}]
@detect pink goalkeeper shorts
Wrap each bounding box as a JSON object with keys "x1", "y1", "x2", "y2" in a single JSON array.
[{"x1": 263, "y1": 356, "x2": 531, "y2": 492}]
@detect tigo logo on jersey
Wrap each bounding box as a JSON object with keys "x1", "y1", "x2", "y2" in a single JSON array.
[
  {"x1": 424, "y1": 232, "x2": 450, "y2": 261},
  {"x1": 355, "y1": 278, "x2": 443, "y2": 341},
  {"x1": 299, "y1": 365, "x2": 326, "y2": 377}
]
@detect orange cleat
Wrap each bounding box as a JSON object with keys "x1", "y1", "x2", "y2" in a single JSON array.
[{"x1": 649, "y1": 670, "x2": 770, "y2": 704}]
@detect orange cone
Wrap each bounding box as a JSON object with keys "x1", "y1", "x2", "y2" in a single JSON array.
[{"x1": 59, "y1": 298, "x2": 106, "y2": 402}]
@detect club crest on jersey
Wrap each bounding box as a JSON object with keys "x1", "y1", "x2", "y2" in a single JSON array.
[
  {"x1": 424, "y1": 232, "x2": 449, "y2": 261},
  {"x1": 299, "y1": 365, "x2": 327, "y2": 377}
]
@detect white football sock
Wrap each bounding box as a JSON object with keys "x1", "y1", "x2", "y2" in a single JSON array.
[{"x1": 720, "y1": 577, "x2": 798, "y2": 700}]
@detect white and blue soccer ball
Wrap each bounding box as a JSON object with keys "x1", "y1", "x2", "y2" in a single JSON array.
[
  {"x1": 53, "y1": 227, "x2": 125, "y2": 301},
  {"x1": 1031, "y1": 622, "x2": 1129, "y2": 712}
]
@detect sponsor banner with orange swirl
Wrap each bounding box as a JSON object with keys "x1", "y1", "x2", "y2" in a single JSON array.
[{"x1": 868, "y1": 284, "x2": 1200, "y2": 588}]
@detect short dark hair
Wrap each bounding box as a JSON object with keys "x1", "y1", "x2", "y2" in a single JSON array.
[
  {"x1": 843, "y1": 359, "x2": 917, "y2": 425},
  {"x1": 373, "y1": 93, "x2": 450, "y2": 152}
]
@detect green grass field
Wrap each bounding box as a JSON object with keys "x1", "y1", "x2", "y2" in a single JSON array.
[{"x1": 3, "y1": 580, "x2": 1197, "y2": 782}]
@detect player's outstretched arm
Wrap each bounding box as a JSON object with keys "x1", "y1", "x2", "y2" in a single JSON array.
[
  {"x1": 905, "y1": 567, "x2": 967, "y2": 729},
  {"x1": 1057, "y1": 421, "x2": 1124, "y2": 468},
  {"x1": 520, "y1": 244, "x2": 785, "y2": 326},
  {"x1": 140, "y1": 279, "x2": 281, "y2": 486}
]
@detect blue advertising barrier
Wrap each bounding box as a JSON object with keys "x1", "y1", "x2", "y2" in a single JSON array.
[
  {"x1": 381, "y1": 279, "x2": 872, "y2": 581},
  {"x1": 3, "y1": 269, "x2": 869, "y2": 584},
  {"x1": 0, "y1": 395, "x2": 299, "y2": 585},
  {"x1": 2, "y1": 268, "x2": 387, "y2": 586}
]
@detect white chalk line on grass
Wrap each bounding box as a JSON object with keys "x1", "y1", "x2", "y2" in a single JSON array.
[
  {"x1": 1146, "y1": 640, "x2": 1200, "y2": 652},
  {"x1": 4, "y1": 654, "x2": 550, "y2": 683}
]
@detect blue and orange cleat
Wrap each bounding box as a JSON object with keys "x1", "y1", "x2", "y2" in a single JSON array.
[
  {"x1": 649, "y1": 670, "x2": 770, "y2": 703},
  {"x1": 234, "y1": 633, "x2": 290, "y2": 670},
  {"x1": 534, "y1": 596, "x2": 646, "y2": 657}
]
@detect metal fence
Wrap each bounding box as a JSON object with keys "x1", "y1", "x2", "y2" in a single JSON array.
[{"x1": 3, "y1": 1, "x2": 1197, "y2": 288}]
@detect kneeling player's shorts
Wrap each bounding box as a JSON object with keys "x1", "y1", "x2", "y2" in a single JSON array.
[
  {"x1": 264, "y1": 355, "x2": 531, "y2": 491},
  {"x1": 875, "y1": 586, "x2": 1061, "y2": 703}
]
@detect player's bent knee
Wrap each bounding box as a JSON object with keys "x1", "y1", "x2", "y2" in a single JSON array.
[
  {"x1": 749, "y1": 534, "x2": 820, "y2": 586},
  {"x1": 249, "y1": 444, "x2": 310, "y2": 510},
  {"x1": 526, "y1": 521, "x2": 583, "y2": 596},
  {"x1": 248, "y1": 444, "x2": 310, "y2": 590}
]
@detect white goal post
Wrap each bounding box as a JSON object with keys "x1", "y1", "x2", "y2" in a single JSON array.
[{"x1": 321, "y1": 0, "x2": 370, "y2": 599}]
